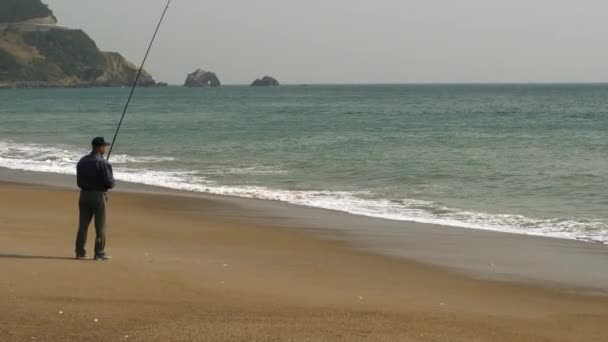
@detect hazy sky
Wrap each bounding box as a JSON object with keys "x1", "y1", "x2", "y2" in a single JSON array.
[{"x1": 45, "y1": 0, "x2": 608, "y2": 84}]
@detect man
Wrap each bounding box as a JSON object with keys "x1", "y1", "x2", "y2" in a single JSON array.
[{"x1": 75, "y1": 137, "x2": 115, "y2": 261}]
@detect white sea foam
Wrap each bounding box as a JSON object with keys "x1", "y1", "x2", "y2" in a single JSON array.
[
  {"x1": 108, "y1": 155, "x2": 176, "y2": 164},
  {"x1": 0, "y1": 140, "x2": 605, "y2": 244},
  {"x1": 200, "y1": 165, "x2": 289, "y2": 175},
  {"x1": 0, "y1": 141, "x2": 173, "y2": 174}
]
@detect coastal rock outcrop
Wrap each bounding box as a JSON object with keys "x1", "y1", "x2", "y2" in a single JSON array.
[
  {"x1": 184, "y1": 69, "x2": 221, "y2": 87},
  {"x1": 251, "y1": 76, "x2": 280, "y2": 87},
  {"x1": 0, "y1": 0, "x2": 158, "y2": 88},
  {"x1": 96, "y1": 52, "x2": 156, "y2": 87}
]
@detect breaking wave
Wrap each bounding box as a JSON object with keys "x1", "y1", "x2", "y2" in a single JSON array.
[{"x1": 0, "y1": 140, "x2": 605, "y2": 244}]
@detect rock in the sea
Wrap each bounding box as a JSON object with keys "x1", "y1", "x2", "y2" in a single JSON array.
[
  {"x1": 251, "y1": 76, "x2": 280, "y2": 87},
  {"x1": 184, "y1": 69, "x2": 221, "y2": 87}
]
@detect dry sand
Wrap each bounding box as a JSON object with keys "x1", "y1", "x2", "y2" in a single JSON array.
[{"x1": 1, "y1": 182, "x2": 607, "y2": 341}]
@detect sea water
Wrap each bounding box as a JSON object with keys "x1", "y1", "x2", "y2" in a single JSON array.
[{"x1": 1, "y1": 84, "x2": 606, "y2": 244}]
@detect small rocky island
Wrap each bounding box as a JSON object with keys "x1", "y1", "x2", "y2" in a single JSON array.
[
  {"x1": 251, "y1": 76, "x2": 280, "y2": 87},
  {"x1": 0, "y1": 0, "x2": 160, "y2": 88},
  {"x1": 184, "y1": 69, "x2": 221, "y2": 87}
]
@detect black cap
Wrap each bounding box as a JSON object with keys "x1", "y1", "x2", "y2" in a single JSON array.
[{"x1": 91, "y1": 137, "x2": 111, "y2": 147}]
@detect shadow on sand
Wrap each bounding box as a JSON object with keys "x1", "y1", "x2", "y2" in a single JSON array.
[{"x1": 0, "y1": 253, "x2": 79, "y2": 261}]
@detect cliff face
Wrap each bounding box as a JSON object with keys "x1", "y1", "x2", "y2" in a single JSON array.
[
  {"x1": 97, "y1": 52, "x2": 155, "y2": 87},
  {"x1": 0, "y1": 0, "x2": 157, "y2": 87}
]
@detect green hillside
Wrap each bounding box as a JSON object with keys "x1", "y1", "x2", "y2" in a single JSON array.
[
  {"x1": 0, "y1": 0, "x2": 157, "y2": 87},
  {"x1": 0, "y1": 45, "x2": 62, "y2": 81},
  {"x1": 24, "y1": 29, "x2": 106, "y2": 81},
  {"x1": 0, "y1": 0, "x2": 54, "y2": 23}
]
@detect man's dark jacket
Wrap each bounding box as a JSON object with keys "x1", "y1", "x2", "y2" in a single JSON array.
[{"x1": 77, "y1": 152, "x2": 115, "y2": 192}]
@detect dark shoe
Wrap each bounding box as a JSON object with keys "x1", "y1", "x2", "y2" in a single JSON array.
[
  {"x1": 75, "y1": 255, "x2": 87, "y2": 260},
  {"x1": 94, "y1": 255, "x2": 110, "y2": 261}
]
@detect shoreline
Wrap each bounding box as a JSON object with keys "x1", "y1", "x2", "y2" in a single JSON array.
[
  {"x1": 1, "y1": 166, "x2": 607, "y2": 294},
  {"x1": 0, "y1": 137, "x2": 604, "y2": 246},
  {"x1": 0, "y1": 82, "x2": 168, "y2": 89},
  {"x1": 1, "y1": 179, "x2": 608, "y2": 341}
]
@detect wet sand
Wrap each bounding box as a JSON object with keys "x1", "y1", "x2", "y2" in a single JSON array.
[
  {"x1": 1, "y1": 181, "x2": 608, "y2": 341},
  {"x1": 3, "y1": 167, "x2": 608, "y2": 292}
]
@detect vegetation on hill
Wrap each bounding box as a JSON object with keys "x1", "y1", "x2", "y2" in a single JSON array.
[
  {"x1": 0, "y1": 48, "x2": 18, "y2": 70},
  {"x1": 0, "y1": 0, "x2": 54, "y2": 23},
  {"x1": 0, "y1": 28, "x2": 156, "y2": 86},
  {"x1": 0, "y1": 45, "x2": 60, "y2": 82},
  {"x1": 23, "y1": 29, "x2": 106, "y2": 81},
  {"x1": 0, "y1": 0, "x2": 157, "y2": 87}
]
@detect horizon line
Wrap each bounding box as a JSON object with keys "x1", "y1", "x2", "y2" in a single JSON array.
[{"x1": 161, "y1": 81, "x2": 608, "y2": 86}]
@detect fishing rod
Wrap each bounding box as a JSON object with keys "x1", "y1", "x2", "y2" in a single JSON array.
[{"x1": 107, "y1": 0, "x2": 172, "y2": 161}]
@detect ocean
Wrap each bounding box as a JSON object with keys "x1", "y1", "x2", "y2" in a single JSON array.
[{"x1": 1, "y1": 84, "x2": 606, "y2": 244}]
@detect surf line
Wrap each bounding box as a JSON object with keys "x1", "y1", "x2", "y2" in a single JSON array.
[{"x1": 107, "y1": 0, "x2": 172, "y2": 161}]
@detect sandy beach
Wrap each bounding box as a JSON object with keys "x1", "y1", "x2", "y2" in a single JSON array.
[
  {"x1": 3, "y1": 0, "x2": 608, "y2": 340},
  {"x1": 1, "y1": 180, "x2": 608, "y2": 341}
]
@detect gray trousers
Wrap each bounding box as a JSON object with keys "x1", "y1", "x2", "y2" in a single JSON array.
[{"x1": 75, "y1": 191, "x2": 107, "y2": 257}]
